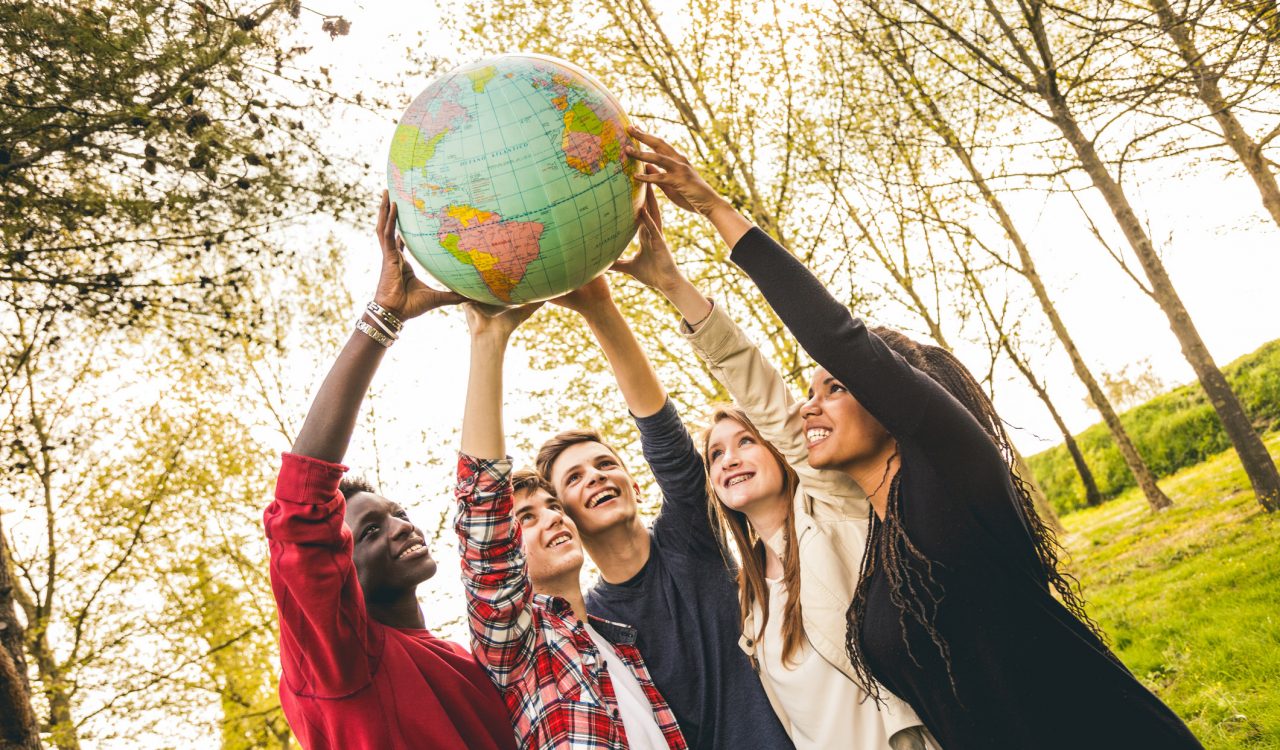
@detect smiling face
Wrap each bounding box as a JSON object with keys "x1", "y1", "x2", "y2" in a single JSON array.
[
  {"x1": 801, "y1": 366, "x2": 895, "y2": 473},
  {"x1": 705, "y1": 417, "x2": 789, "y2": 516},
  {"x1": 546, "y1": 440, "x2": 640, "y2": 539},
  {"x1": 344, "y1": 492, "x2": 437, "y2": 600},
  {"x1": 513, "y1": 487, "x2": 585, "y2": 586}
]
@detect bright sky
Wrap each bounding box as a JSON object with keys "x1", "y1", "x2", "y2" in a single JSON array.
[{"x1": 276, "y1": 0, "x2": 1280, "y2": 642}]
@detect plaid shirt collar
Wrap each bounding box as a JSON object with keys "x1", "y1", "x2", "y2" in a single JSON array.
[{"x1": 535, "y1": 594, "x2": 639, "y2": 645}]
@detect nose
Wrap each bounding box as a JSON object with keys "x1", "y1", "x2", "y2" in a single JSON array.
[
  {"x1": 543, "y1": 508, "x2": 565, "y2": 530},
  {"x1": 721, "y1": 445, "x2": 741, "y2": 468},
  {"x1": 801, "y1": 393, "x2": 820, "y2": 419},
  {"x1": 389, "y1": 516, "x2": 414, "y2": 539}
]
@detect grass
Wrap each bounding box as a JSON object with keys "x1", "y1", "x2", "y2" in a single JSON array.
[{"x1": 1060, "y1": 431, "x2": 1280, "y2": 748}]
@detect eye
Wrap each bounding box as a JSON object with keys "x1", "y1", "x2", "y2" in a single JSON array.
[
  {"x1": 739, "y1": 436, "x2": 755, "y2": 447},
  {"x1": 829, "y1": 382, "x2": 847, "y2": 394},
  {"x1": 599, "y1": 459, "x2": 616, "y2": 468},
  {"x1": 360, "y1": 524, "x2": 379, "y2": 541},
  {"x1": 518, "y1": 512, "x2": 534, "y2": 525},
  {"x1": 709, "y1": 448, "x2": 723, "y2": 461},
  {"x1": 394, "y1": 509, "x2": 409, "y2": 520}
]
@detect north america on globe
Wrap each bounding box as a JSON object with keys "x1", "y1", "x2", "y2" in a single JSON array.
[{"x1": 387, "y1": 54, "x2": 643, "y2": 305}]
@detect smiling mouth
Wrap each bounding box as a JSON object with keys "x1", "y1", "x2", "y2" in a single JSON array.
[
  {"x1": 547, "y1": 531, "x2": 573, "y2": 549},
  {"x1": 806, "y1": 428, "x2": 831, "y2": 445},
  {"x1": 397, "y1": 542, "x2": 429, "y2": 560},
  {"x1": 724, "y1": 473, "x2": 754, "y2": 487},
  {"x1": 585, "y1": 489, "x2": 618, "y2": 509}
]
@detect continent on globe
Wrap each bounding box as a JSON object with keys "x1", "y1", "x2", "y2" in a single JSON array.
[
  {"x1": 387, "y1": 97, "x2": 469, "y2": 206},
  {"x1": 467, "y1": 65, "x2": 497, "y2": 93},
  {"x1": 437, "y1": 204, "x2": 545, "y2": 303},
  {"x1": 532, "y1": 72, "x2": 633, "y2": 177}
]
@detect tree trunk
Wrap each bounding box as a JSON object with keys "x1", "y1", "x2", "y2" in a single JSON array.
[
  {"x1": 875, "y1": 37, "x2": 1169, "y2": 510},
  {"x1": 0, "y1": 521, "x2": 41, "y2": 750},
  {"x1": 1005, "y1": 344, "x2": 1106, "y2": 506},
  {"x1": 1047, "y1": 96, "x2": 1280, "y2": 512},
  {"x1": 1149, "y1": 0, "x2": 1280, "y2": 231}
]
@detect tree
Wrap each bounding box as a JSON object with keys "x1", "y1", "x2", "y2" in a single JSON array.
[
  {"x1": 0, "y1": 0, "x2": 360, "y2": 335},
  {"x1": 870, "y1": 0, "x2": 1280, "y2": 511},
  {"x1": 825, "y1": 10, "x2": 1169, "y2": 509}
]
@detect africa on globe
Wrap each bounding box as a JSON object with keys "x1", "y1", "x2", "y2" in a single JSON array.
[{"x1": 387, "y1": 54, "x2": 643, "y2": 305}]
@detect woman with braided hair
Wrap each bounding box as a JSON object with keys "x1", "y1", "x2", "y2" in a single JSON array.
[{"x1": 623, "y1": 126, "x2": 1202, "y2": 749}]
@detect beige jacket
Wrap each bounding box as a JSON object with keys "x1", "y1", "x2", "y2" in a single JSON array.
[{"x1": 683, "y1": 302, "x2": 927, "y2": 745}]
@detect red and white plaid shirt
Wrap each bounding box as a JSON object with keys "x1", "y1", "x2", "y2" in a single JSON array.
[{"x1": 455, "y1": 454, "x2": 688, "y2": 750}]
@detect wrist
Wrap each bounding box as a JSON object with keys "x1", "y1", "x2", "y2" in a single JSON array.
[
  {"x1": 372, "y1": 296, "x2": 405, "y2": 319},
  {"x1": 702, "y1": 195, "x2": 735, "y2": 221}
]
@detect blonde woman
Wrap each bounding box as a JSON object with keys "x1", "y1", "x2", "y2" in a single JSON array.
[{"x1": 611, "y1": 183, "x2": 931, "y2": 750}]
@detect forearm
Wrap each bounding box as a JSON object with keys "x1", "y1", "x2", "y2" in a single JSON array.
[
  {"x1": 460, "y1": 333, "x2": 510, "y2": 461},
  {"x1": 582, "y1": 304, "x2": 666, "y2": 419},
  {"x1": 656, "y1": 274, "x2": 712, "y2": 328},
  {"x1": 706, "y1": 199, "x2": 754, "y2": 250},
  {"x1": 290, "y1": 318, "x2": 386, "y2": 463}
]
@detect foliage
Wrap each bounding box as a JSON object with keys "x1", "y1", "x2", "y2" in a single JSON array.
[
  {"x1": 1062, "y1": 432, "x2": 1280, "y2": 749},
  {"x1": 0, "y1": 0, "x2": 361, "y2": 335},
  {"x1": 1030, "y1": 340, "x2": 1280, "y2": 512}
]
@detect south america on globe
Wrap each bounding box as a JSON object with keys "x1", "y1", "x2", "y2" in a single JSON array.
[{"x1": 387, "y1": 54, "x2": 643, "y2": 305}]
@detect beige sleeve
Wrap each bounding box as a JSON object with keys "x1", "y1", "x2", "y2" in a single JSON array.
[{"x1": 681, "y1": 302, "x2": 869, "y2": 516}]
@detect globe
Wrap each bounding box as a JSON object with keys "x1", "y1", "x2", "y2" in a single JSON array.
[{"x1": 387, "y1": 54, "x2": 642, "y2": 305}]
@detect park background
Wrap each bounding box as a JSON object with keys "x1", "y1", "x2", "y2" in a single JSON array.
[{"x1": 2, "y1": 0, "x2": 1278, "y2": 747}]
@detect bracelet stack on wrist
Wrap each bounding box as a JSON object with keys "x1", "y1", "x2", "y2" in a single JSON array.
[{"x1": 355, "y1": 301, "x2": 405, "y2": 348}]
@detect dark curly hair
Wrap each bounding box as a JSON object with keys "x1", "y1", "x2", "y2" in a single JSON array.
[{"x1": 844, "y1": 327, "x2": 1102, "y2": 702}]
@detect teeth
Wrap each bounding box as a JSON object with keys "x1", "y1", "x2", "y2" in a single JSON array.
[
  {"x1": 398, "y1": 543, "x2": 424, "y2": 559},
  {"x1": 807, "y1": 429, "x2": 831, "y2": 443},
  {"x1": 587, "y1": 490, "x2": 618, "y2": 508},
  {"x1": 549, "y1": 535, "x2": 570, "y2": 547},
  {"x1": 726, "y1": 474, "x2": 753, "y2": 486}
]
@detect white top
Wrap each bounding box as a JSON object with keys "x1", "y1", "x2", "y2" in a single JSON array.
[
  {"x1": 584, "y1": 623, "x2": 671, "y2": 750},
  {"x1": 759, "y1": 578, "x2": 896, "y2": 750}
]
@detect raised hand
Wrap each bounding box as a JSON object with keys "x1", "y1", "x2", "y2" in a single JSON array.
[
  {"x1": 375, "y1": 191, "x2": 466, "y2": 319},
  {"x1": 550, "y1": 272, "x2": 615, "y2": 319},
  {"x1": 625, "y1": 127, "x2": 727, "y2": 217},
  {"x1": 611, "y1": 181, "x2": 684, "y2": 293},
  {"x1": 463, "y1": 300, "x2": 544, "y2": 342}
]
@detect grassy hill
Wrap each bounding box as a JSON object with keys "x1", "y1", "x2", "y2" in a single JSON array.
[
  {"x1": 1062, "y1": 432, "x2": 1280, "y2": 748},
  {"x1": 1029, "y1": 339, "x2": 1280, "y2": 513}
]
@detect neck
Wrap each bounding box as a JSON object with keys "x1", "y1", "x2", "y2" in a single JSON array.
[
  {"x1": 537, "y1": 572, "x2": 589, "y2": 622},
  {"x1": 846, "y1": 441, "x2": 900, "y2": 520},
  {"x1": 366, "y1": 588, "x2": 426, "y2": 630},
  {"x1": 582, "y1": 518, "x2": 651, "y2": 584},
  {"x1": 742, "y1": 496, "x2": 789, "y2": 579}
]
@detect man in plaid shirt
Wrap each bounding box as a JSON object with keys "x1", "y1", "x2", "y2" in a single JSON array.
[{"x1": 453, "y1": 299, "x2": 687, "y2": 750}]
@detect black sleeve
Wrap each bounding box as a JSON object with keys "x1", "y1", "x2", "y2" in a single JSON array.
[
  {"x1": 633, "y1": 398, "x2": 723, "y2": 560},
  {"x1": 729, "y1": 228, "x2": 1009, "y2": 489}
]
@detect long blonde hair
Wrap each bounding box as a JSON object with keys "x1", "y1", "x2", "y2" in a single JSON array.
[{"x1": 700, "y1": 405, "x2": 806, "y2": 665}]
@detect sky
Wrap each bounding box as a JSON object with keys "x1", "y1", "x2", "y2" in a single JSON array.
[{"x1": 274, "y1": 0, "x2": 1280, "y2": 641}]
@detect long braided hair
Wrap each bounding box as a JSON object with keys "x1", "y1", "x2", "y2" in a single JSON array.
[{"x1": 844, "y1": 327, "x2": 1101, "y2": 702}]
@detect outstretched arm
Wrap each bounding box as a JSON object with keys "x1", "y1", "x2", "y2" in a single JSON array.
[
  {"x1": 267, "y1": 192, "x2": 463, "y2": 698},
  {"x1": 456, "y1": 302, "x2": 545, "y2": 688},
  {"x1": 291, "y1": 191, "x2": 465, "y2": 462},
  {"x1": 614, "y1": 184, "x2": 867, "y2": 514},
  {"x1": 553, "y1": 274, "x2": 666, "y2": 419}
]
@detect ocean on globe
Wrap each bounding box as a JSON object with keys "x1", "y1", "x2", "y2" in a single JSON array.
[{"x1": 387, "y1": 54, "x2": 642, "y2": 305}]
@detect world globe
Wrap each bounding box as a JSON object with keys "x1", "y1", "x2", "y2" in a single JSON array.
[{"x1": 387, "y1": 54, "x2": 642, "y2": 305}]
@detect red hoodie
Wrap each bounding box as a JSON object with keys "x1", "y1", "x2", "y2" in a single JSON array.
[{"x1": 265, "y1": 452, "x2": 515, "y2": 750}]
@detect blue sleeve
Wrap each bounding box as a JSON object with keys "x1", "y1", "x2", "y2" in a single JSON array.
[{"x1": 633, "y1": 399, "x2": 724, "y2": 561}]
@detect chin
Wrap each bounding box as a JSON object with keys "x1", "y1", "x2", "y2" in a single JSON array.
[{"x1": 413, "y1": 560, "x2": 439, "y2": 583}]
